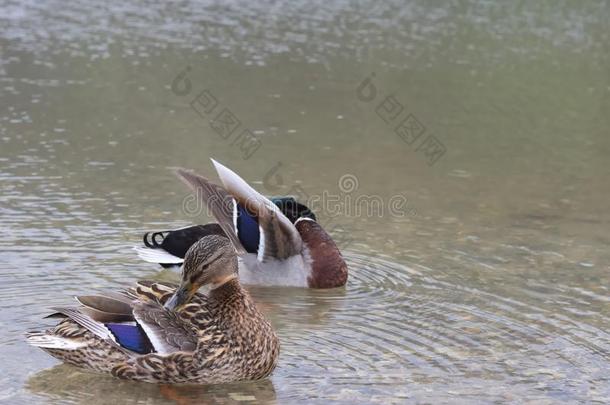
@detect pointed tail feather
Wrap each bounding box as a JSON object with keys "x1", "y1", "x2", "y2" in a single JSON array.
[{"x1": 50, "y1": 307, "x2": 115, "y2": 342}]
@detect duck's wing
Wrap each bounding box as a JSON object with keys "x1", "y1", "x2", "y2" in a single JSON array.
[
  {"x1": 178, "y1": 160, "x2": 302, "y2": 262},
  {"x1": 131, "y1": 302, "x2": 198, "y2": 354},
  {"x1": 211, "y1": 159, "x2": 303, "y2": 261},
  {"x1": 40, "y1": 306, "x2": 150, "y2": 352},
  {"x1": 75, "y1": 295, "x2": 135, "y2": 323},
  {"x1": 126, "y1": 282, "x2": 209, "y2": 354},
  {"x1": 175, "y1": 169, "x2": 247, "y2": 255},
  {"x1": 36, "y1": 289, "x2": 198, "y2": 356},
  {"x1": 129, "y1": 280, "x2": 214, "y2": 329}
]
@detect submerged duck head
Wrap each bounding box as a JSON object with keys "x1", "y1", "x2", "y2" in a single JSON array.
[{"x1": 165, "y1": 235, "x2": 237, "y2": 310}]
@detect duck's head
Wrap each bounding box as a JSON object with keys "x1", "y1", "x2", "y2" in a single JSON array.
[{"x1": 164, "y1": 234, "x2": 238, "y2": 310}]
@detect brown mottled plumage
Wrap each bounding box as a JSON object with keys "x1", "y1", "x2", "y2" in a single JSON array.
[{"x1": 26, "y1": 235, "x2": 280, "y2": 384}]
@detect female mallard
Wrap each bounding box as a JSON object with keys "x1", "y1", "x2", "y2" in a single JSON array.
[
  {"x1": 26, "y1": 235, "x2": 280, "y2": 384},
  {"x1": 135, "y1": 159, "x2": 348, "y2": 288}
]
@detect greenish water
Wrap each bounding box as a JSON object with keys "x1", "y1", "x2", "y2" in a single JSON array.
[{"x1": 1, "y1": 1, "x2": 609, "y2": 403}]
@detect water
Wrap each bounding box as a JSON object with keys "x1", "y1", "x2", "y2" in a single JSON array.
[{"x1": 1, "y1": 0, "x2": 609, "y2": 403}]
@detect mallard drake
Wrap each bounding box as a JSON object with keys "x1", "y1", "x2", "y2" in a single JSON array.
[
  {"x1": 135, "y1": 160, "x2": 348, "y2": 288},
  {"x1": 26, "y1": 235, "x2": 280, "y2": 384},
  {"x1": 137, "y1": 196, "x2": 316, "y2": 269}
]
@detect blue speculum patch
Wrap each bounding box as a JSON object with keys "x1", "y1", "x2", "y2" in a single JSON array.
[
  {"x1": 106, "y1": 323, "x2": 154, "y2": 354},
  {"x1": 236, "y1": 204, "x2": 260, "y2": 253}
]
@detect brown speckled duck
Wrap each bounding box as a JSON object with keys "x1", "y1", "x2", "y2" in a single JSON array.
[
  {"x1": 135, "y1": 159, "x2": 348, "y2": 288},
  {"x1": 26, "y1": 235, "x2": 280, "y2": 384}
]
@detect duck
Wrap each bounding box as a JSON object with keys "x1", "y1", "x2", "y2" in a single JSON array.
[
  {"x1": 138, "y1": 196, "x2": 316, "y2": 270},
  {"x1": 135, "y1": 159, "x2": 348, "y2": 288},
  {"x1": 26, "y1": 234, "x2": 280, "y2": 384}
]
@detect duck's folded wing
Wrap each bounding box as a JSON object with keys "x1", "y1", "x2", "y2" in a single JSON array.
[
  {"x1": 47, "y1": 299, "x2": 154, "y2": 354},
  {"x1": 48, "y1": 306, "x2": 127, "y2": 347},
  {"x1": 131, "y1": 303, "x2": 198, "y2": 354},
  {"x1": 75, "y1": 295, "x2": 135, "y2": 323},
  {"x1": 46, "y1": 294, "x2": 198, "y2": 355}
]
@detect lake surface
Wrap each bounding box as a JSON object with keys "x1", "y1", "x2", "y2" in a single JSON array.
[{"x1": 1, "y1": 0, "x2": 609, "y2": 403}]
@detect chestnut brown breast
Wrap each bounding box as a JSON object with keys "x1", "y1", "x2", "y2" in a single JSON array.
[{"x1": 295, "y1": 220, "x2": 348, "y2": 288}]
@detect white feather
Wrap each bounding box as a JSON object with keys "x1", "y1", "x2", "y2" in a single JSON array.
[
  {"x1": 256, "y1": 225, "x2": 266, "y2": 262},
  {"x1": 172, "y1": 224, "x2": 199, "y2": 231},
  {"x1": 294, "y1": 217, "x2": 315, "y2": 225},
  {"x1": 232, "y1": 198, "x2": 238, "y2": 232},
  {"x1": 134, "y1": 246, "x2": 184, "y2": 264},
  {"x1": 133, "y1": 315, "x2": 172, "y2": 355}
]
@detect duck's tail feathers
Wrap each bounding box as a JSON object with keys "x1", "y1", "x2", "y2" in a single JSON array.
[
  {"x1": 133, "y1": 246, "x2": 184, "y2": 264},
  {"x1": 143, "y1": 230, "x2": 169, "y2": 248},
  {"x1": 26, "y1": 331, "x2": 87, "y2": 350}
]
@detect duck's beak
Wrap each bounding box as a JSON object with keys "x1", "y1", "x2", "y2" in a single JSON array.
[{"x1": 164, "y1": 282, "x2": 195, "y2": 311}]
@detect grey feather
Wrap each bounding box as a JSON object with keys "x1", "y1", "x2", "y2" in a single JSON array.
[
  {"x1": 132, "y1": 303, "x2": 198, "y2": 354},
  {"x1": 75, "y1": 295, "x2": 134, "y2": 323},
  {"x1": 76, "y1": 295, "x2": 133, "y2": 315},
  {"x1": 50, "y1": 307, "x2": 115, "y2": 342},
  {"x1": 175, "y1": 168, "x2": 247, "y2": 255}
]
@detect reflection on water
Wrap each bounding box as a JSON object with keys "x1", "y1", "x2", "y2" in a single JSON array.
[
  {"x1": 1, "y1": 0, "x2": 609, "y2": 403},
  {"x1": 27, "y1": 365, "x2": 277, "y2": 404}
]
